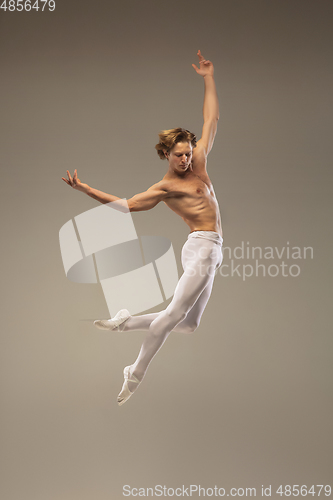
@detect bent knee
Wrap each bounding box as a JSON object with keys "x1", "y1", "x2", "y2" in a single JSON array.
[
  {"x1": 179, "y1": 320, "x2": 200, "y2": 335},
  {"x1": 165, "y1": 307, "x2": 188, "y2": 326}
]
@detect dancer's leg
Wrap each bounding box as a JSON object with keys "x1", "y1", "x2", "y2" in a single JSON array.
[
  {"x1": 119, "y1": 280, "x2": 213, "y2": 334},
  {"x1": 174, "y1": 276, "x2": 215, "y2": 333},
  {"x1": 129, "y1": 238, "x2": 221, "y2": 382},
  {"x1": 120, "y1": 240, "x2": 220, "y2": 334},
  {"x1": 117, "y1": 237, "x2": 222, "y2": 403},
  {"x1": 119, "y1": 312, "x2": 160, "y2": 332}
]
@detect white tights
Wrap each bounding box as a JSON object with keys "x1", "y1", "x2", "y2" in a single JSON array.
[{"x1": 121, "y1": 231, "x2": 223, "y2": 388}]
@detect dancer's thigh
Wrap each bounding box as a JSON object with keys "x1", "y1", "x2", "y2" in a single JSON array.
[
  {"x1": 173, "y1": 276, "x2": 214, "y2": 333},
  {"x1": 167, "y1": 240, "x2": 219, "y2": 316}
]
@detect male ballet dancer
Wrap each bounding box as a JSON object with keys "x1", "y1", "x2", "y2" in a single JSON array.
[{"x1": 62, "y1": 50, "x2": 223, "y2": 405}]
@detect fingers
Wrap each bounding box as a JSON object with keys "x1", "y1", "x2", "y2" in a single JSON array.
[
  {"x1": 67, "y1": 170, "x2": 73, "y2": 183},
  {"x1": 197, "y1": 49, "x2": 205, "y2": 62},
  {"x1": 63, "y1": 170, "x2": 76, "y2": 188},
  {"x1": 192, "y1": 63, "x2": 199, "y2": 72},
  {"x1": 197, "y1": 50, "x2": 212, "y2": 67}
]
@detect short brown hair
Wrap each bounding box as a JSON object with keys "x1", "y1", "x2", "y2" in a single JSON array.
[{"x1": 155, "y1": 128, "x2": 197, "y2": 160}]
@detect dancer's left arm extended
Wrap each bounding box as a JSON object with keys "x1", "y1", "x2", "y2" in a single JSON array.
[{"x1": 192, "y1": 50, "x2": 219, "y2": 170}]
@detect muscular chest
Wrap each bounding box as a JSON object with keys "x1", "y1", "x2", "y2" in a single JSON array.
[{"x1": 171, "y1": 172, "x2": 214, "y2": 198}]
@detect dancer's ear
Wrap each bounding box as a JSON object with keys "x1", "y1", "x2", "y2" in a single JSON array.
[{"x1": 164, "y1": 150, "x2": 169, "y2": 160}]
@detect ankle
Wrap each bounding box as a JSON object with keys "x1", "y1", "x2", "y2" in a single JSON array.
[
  {"x1": 131, "y1": 366, "x2": 144, "y2": 382},
  {"x1": 118, "y1": 315, "x2": 132, "y2": 332}
]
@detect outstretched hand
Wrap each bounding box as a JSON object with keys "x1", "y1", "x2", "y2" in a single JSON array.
[
  {"x1": 192, "y1": 49, "x2": 214, "y2": 77},
  {"x1": 62, "y1": 169, "x2": 88, "y2": 193}
]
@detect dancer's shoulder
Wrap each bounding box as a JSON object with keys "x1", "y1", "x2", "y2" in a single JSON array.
[{"x1": 152, "y1": 179, "x2": 172, "y2": 193}]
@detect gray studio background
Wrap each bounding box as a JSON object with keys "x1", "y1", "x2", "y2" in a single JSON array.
[{"x1": 1, "y1": 0, "x2": 332, "y2": 499}]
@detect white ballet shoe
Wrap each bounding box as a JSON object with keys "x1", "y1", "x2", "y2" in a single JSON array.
[
  {"x1": 94, "y1": 309, "x2": 131, "y2": 331},
  {"x1": 117, "y1": 366, "x2": 140, "y2": 406}
]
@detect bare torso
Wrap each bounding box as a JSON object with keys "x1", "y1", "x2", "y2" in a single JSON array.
[{"x1": 162, "y1": 169, "x2": 223, "y2": 238}]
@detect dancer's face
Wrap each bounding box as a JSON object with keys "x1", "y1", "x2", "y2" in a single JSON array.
[{"x1": 165, "y1": 141, "x2": 193, "y2": 174}]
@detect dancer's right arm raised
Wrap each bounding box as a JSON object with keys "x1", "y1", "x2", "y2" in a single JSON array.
[{"x1": 62, "y1": 169, "x2": 168, "y2": 212}]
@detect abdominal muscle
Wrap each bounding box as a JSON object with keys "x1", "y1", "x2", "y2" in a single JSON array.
[{"x1": 163, "y1": 173, "x2": 223, "y2": 237}]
